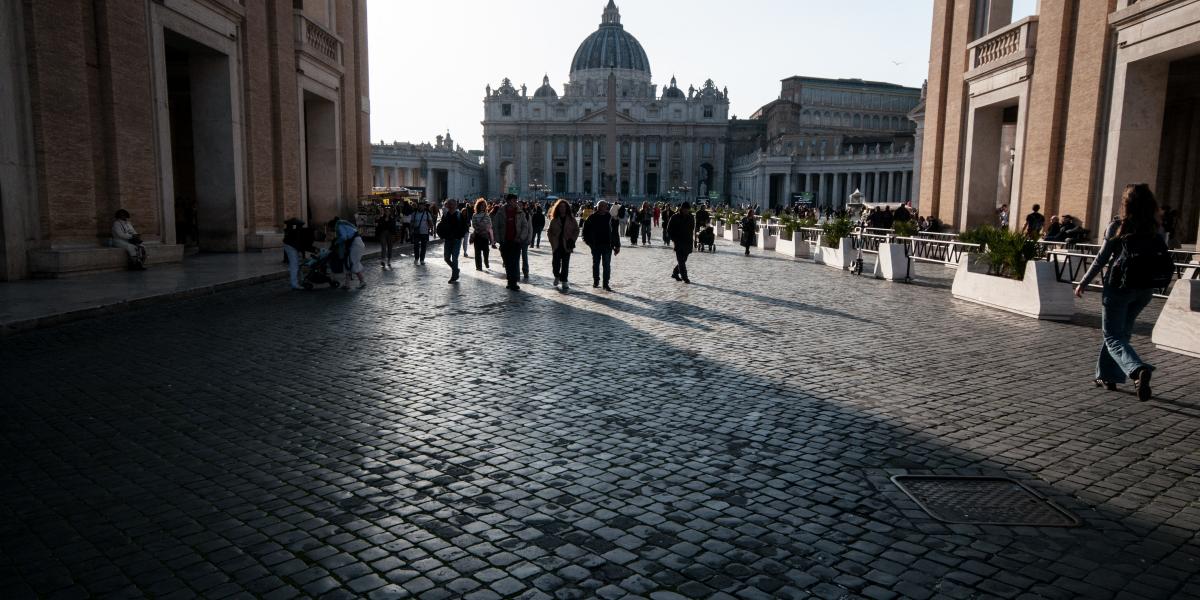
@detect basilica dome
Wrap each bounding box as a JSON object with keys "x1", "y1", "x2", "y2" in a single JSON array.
[{"x1": 569, "y1": 1, "x2": 650, "y2": 76}]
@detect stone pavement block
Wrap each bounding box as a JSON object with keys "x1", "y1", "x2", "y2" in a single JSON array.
[{"x1": 1, "y1": 240, "x2": 1198, "y2": 598}]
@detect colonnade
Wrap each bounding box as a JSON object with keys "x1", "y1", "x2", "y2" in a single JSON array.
[
  {"x1": 372, "y1": 165, "x2": 424, "y2": 189},
  {"x1": 736, "y1": 167, "x2": 916, "y2": 208}
]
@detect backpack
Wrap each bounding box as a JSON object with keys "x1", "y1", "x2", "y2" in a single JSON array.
[{"x1": 1107, "y1": 232, "x2": 1174, "y2": 290}]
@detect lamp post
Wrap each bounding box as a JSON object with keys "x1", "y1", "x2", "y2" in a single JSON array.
[{"x1": 528, "y1": 180, "x2": 549, "y2": 204}]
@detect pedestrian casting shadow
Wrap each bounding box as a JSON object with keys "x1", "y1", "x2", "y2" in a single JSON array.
[{"x1": 2, "y1": 258, "x2": 1198, "y2": 599}]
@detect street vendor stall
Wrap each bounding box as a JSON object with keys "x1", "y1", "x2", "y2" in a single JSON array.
[{"x1": 355, "y1": 188, "x2": 422, "y2": 238}]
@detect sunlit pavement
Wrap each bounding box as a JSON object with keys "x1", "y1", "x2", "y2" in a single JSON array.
[{"x1": 2, "y1": 238, "x2": 1198, "y2": 599}]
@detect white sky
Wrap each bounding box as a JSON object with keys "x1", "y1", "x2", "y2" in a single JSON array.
[{"x1": 366, "y1": 1, "x2": 1014, "y2": 150}]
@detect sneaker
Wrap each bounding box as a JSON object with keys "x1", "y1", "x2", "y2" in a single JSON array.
[
  {"x1": 682, "y1": 276, "x2": 690, "y2": 284},
  {"x1": 593, "y1": 280, "x2": 600, "y2": 288},
  {"x1": 603, "y1": 284, "x2": 613, "y2": 292},
  {"x1": 562, "y1": 281, "x2": 569, "y2": 292},
  {"x1": 523, "y1": 275, "x2": 529, "y2": 282},
  {"x1": 553, "y1": 277, "x2": 559, "y2": 286},
  {"x1": 672, "y1": 271, "x2": 681, "y2": 281}
]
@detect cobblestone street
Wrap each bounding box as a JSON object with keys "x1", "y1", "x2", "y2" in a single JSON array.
[{"x1": 2, "y1": 239, "x2": 1199, "y2": 600}]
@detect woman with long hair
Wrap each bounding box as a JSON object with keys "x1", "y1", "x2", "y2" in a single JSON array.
[
  {"x1": 470, "y1": 198, "x2": 494, "y2": 271},
  {"x1": 1075, "y1": 183, "x2": 1166, "y2": 401},
  {"x1": 546, "y1": 198, "x2": 579, "y2": 291}
]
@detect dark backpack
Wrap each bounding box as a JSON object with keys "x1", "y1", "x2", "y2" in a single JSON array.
[{"x1": 1107, "y1": 232, "x2": 1174, "y2": 290}]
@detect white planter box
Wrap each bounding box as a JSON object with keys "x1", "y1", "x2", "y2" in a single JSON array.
[
  {"x1": 875, "y1": 243, "x2": 909, "y2": 281},
  {"x1": 715, "y1": 222, "x2": 724, "y2": 236},
  {"x1": 814, "y1": 237, "x2": 854, "y2": 270},
  {"x1": 951, "y1": 255, "x2": 1074, "y2": 320},
  {"x1": 775, "y1": 233, "x2": 811, "y2": 258},
  {"x1": 724, "y1": 226, "x2": 740, "y2": 242},
  {"x1": 756, "y1": 227, "x2": 776, "y2": 250},
  {"x1": 1152, "y1": 279, "x2": 1200, "y2": 358}
]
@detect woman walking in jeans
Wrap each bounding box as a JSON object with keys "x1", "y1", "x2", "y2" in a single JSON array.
[
  {"x1": 547, "y1": 199, "x2": 579, "y2": 291},
  {"x1": 471, "y1": 198, "x2": 494, "y2": 270},
  {"x1": 1075, "y1": 183, "x2": 1165, "y2": 401}
]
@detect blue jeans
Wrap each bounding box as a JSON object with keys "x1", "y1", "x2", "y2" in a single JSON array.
[
  {"x1": 444, "y1": 237, "x2": 461, "y2": 273},
  {"x1": 591, "y1": 249, "x2": 612, "y2": 285},
  {"x1": 1096, "y1": 287, "x2": 1154, "y2": 383}
]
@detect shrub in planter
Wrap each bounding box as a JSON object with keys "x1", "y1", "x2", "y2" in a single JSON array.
[
  {"x1": 959, "y1": 225, "x2": 1039, "y2": 279},
  {"x1": 821, "y1": 218, "x2": 853, "y2": 249},
  {"x1": 893, "y1": 220, "x2": 918, "y2": 238}
]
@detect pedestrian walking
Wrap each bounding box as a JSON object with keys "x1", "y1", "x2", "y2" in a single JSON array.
[
  {"x1": 583, "y1": 200, "x2": 621, "y2": 291},
  {"x1": 653, "y1": 204, "x2": 661, "y2": 227},
  {"x1": 520, "y1": 202, "x2": 533, "y2": 282},
  {"x1": 411, "y1": 203, "x2": 434, "y2": 264},
  {"x1": 547, "y1": 199, "x2": 579, "y2": 292},
  {"x1": 661, "y1": 206, "x2": 674, "y2": 246},
  {"x1": 1075, "y1": 183, "x2": 1174, "y2": 401},
  {"x1": 471, "y1": 198, "x2": 494, "y2": 270},
  {"x1": 1023, "y1": 204, "x2": 1046, "y2": 239},
  {"x1": 531, "y1": 204, "x2": 546, "y2": 248},
  {"x1": 638, "y1": 202, "x2": 653, "y2": 246},
  {"x1": 667, "y1": 202, "x2": 695, "y2": 283},
  {"x1": 376, "y1": 208, "x2": 397, "y2": 269},
  {"x1": 492, "y1": 194, "x2": 532, "y2": 291},
  {"x1": 460, "y1": 202, "x2": 472, "y2": 256},
  {"x1": 437, "y1": 199, "x2": 468, "y2": 284},
  {"x1": 740, "y1": 208, "x2": 758, "y2": 256}
]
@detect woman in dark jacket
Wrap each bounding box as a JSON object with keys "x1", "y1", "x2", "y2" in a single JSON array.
[
  {"x1": 375, "y1": 208, "x2": 397, "y2": 269},
  {"x1": 740, "y1": 208, "x2": 758, "y2": 256},
  {"x1": 1075, "y1": 183, "x2": 1166, "y2": 401}
]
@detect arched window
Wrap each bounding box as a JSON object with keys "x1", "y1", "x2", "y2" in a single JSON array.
[{"x1": 853, "y1": 114, "x2": 862, "y2": 128}]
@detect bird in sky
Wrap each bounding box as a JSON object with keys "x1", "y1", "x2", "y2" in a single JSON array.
[{"x1": 891, "y1": 60, "x2": 903, "y2": 66}]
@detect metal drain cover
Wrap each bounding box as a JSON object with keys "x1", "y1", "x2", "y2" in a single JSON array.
[{"x1": 891, "y1": 475, "x2": 1079, "y2": 527}]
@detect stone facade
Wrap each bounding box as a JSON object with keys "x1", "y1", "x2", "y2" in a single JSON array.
[
  {"x1": 371, "y1": 134, "x2": 485, "y2": 201},
  {"x1": 0, "y1": 0, "x2": 371, "y2": 280},
  {"x1": 921, "y1": 0, "x2": 1200, "y2": 244},
  {"x1": 728, "y1": 77, "x2": 922, "y2": 210},
  {"x1": 482, "y1": 2, "x2": 729, "y2": 202}
]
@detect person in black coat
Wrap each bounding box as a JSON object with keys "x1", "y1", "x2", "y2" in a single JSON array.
[
  {"x1": 667, "y1": 202, "x2": 695, "y2": 283},
  {"x1": 582, "y1": 201, "x2": 621, "y2": 291},
  {"x1": 436, "y1": 199, "x2": 470, "y2": 283},
  {"x1": 530, "y1": 206, "x2": 546, "y2": 248}
]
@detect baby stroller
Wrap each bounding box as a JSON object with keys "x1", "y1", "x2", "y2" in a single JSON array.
[
  {"x1": 300, "y1": 248, "x2": 342, "y2": 290},
  {"x1": 697, "y1": 226, "x2": 716, "y2": 253}
]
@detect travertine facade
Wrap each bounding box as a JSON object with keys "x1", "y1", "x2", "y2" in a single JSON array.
[
  {"x1": 921, "y1": 0, "x2": 1200, "y2": 243},
  {"x1": 371, "y1": 133, "x2": 486, "y2": 201},
  {"x1": 729, "y1": 77, "x2": 922, "y2": 210},
  {"x1": 482, "y1": 2, "x2": 729, "y2": 202},
  {"x1": 0, "y1": 0, "x2": 371, "y2": 280}
]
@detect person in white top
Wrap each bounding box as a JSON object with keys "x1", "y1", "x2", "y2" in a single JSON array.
[{"x1": 111, "y1": 209, "x2": 146, "y2": 270}]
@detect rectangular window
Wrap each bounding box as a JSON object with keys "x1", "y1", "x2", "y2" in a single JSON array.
[
  {"x1": 555, "y1": 108, "x2": 566, "y2": 118},
  {"x1": 673, "y1": 109, "x2": 682, "y2": 120},
  {"x1": 502, "y1": 104, "x2": 512, "y2": 116},
  {"x1": 556, "y1": 141, "x2": 566, "y2": 156},
  {"x1": 702, "y1": 143, "x2": 713, "y2": 157},
  {"x1": 622, "y1": 108, "x2": 631, "y2": 117},
  {"x1": 703, "y1": 106, "x2": 714, "y2": 118},
  {"x1": 533, "y1": 108, "x2": 541, "y2": 118}
]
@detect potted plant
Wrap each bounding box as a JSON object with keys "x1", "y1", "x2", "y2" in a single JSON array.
[
  {"x1": 950, "y1": 225, "x2": 1073, "y2": 320},
  {"x1": 815, "y1": 217, "x2": 854, "y2": 269},
  {"x1": 878, "y1": 220, "x2": 918, "y2": 281},
  {"x1": 776, "y1": 217, "x2": 815, "y2": 258}
]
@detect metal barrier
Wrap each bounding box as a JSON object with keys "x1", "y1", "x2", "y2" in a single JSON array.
[
  {"x1": 852, "y1": 232, "x2": 892, "y2": 256},
  {"x1": 1048, "y1": 250, "x2": 1200, "y2": 299},
  {"x1": 915, "y1": 231, "x2": 959, "y2": 241},
  {"x1": 894, "y1": 236, "x2": 981, "y2": 283}
]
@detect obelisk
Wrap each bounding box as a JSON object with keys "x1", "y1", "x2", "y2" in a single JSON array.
[{"x1": 606, "y1": 70, "x2": 618, "y2": 200}]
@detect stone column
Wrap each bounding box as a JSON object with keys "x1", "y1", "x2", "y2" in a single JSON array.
[
  {"x1": 545, "y1": 138, "x2": 552, "y2": 191},
  {"x1": 567, "y1": 138, "x2": 576, "y2": 193},
  {"x1": 630, "y1": 139, "x2": 638, "y2": 197},
  {"x1": 805, "y1": 172, "x2": 813, "y2": 194},
  {"x1": 784, "y1": 173, "x2": 792, "y2": 205},
  {"x1": 520, "y1": 138, "x2": 529, "y2": 195},
  {"x1": 577, "y1": 137, "x2": 585, "y2": 194},
  {"x1": 592, "y1": 138, "x2": 600, "y2": 196}
]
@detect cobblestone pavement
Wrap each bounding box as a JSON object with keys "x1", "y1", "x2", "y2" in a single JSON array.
[{"x1": 3, "y1": 238, "x2": 1199, "y2": 600}]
